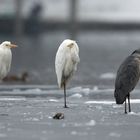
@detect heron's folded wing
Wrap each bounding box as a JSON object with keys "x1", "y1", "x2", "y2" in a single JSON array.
[{"x1": 115, "y1": 57, "x2": 140, "y2": 92}]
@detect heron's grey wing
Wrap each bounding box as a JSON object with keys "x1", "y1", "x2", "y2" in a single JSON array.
[{"x1": 115, "y1": 56, "x2": 140, "y2": 93}]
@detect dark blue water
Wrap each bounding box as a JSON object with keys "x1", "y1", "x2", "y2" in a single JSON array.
[{"x1": 1, "y1": 30, "x2": 140, "y2": 87}]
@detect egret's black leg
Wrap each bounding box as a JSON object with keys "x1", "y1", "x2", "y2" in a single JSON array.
[
  {"x1": 125, "y1": 99, "x2": 127, "y2": 114},
  {"x1": 128, "y1": 94, "x2": 131, "y2": 112},
  {"x1": 63, "y1": 82, "x2": 68, "y2": 108}
]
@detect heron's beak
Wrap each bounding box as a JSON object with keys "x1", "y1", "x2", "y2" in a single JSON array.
[{"x1": 9, "y1": 44, "x2": 17, "y2": 48}]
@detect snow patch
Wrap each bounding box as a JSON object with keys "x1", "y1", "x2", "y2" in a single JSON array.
[
  {"x1": 128, "y1": 112, "x2": 140, "y2": 116},
  {"x1": 85, "y1": 99, "x2": 140, "y2": 105},
  {"x1": 85, "y1": 100, "x2": 115, "y2": 105},
  {"x1": 0, "y1": 97, "x2": 26, "y2": 101},
  {"x1": 71, "y1": 131, "x2": 88, "y2": 136},
  {"x1": 71, "y1": 131, "x2": 77, "y2": 135},
  {"x1": 48, "y1": 116, "x2": 52, "y2": 119},
  {"x1": 93, "y1": 86, "x2": 99, "y2": 91},
  {"x1": 32, "y1": 118, "x2": 39, "y2": 121},
  {"x1": 69, "y1": 93, "x2": 82, "y2": 99},
  {"x1": 86, "y1": 120, "x2": 96, "y2": 126},
  {"x1": 48, "y1": 99, "x2": 59, "y2": 102},
  {"x1": 82, "y1": 88, "x2": 90, "y2": 95},
  {"x1": 112, "y1": 104, "x2": 122, "y2": 108},
  {"x1": 131, "y1": 99, "x2": 140, "y2": 104},
  {"x1": 100, "y1": 73, "x2": 116, "y2": 79},
  {"x1": 109, "y1": 132, "x2": 121, "y2": 137},
  {"x1": 0, "y1": 133, "x2": 7, "y2": 138},
  {"x1": 69, "y1": 87, "x2": 83, "y2": 92},
  {"x1": 69, "y1": 87, "x2": 90, "y2": 95},
  {"x1": 95, "y1": 105, "x2": 103, "y2": 110}
]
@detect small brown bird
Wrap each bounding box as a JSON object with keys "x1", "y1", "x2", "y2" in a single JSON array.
[{"x1": 3, "y1": 72, "x2": 29, "y2": 82}]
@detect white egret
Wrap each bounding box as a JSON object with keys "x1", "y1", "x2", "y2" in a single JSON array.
[
  {"x1": 55, "y1": 39, "x2": 80, "y2": 108},
  {"x1": 0, "y1": 41, "x2": 17, "y2": 80}
]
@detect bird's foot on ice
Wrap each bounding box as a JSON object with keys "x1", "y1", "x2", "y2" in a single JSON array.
[{"x1": 64, "y1": 105, "x2": 69, "y2": 108}]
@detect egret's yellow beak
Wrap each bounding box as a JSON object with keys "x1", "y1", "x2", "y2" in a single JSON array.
[{"x1": 9, "y1": 44, "x2": 17, "y2": 48}]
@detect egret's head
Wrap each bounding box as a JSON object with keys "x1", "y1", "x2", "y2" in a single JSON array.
[
  {"x1": 63, "y1": 39, "x2": 76, "y2": 48},
  {"x1": 0, "y1": 41, "x2": 17, "y2": 49}
]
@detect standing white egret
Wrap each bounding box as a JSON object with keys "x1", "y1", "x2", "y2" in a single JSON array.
[
  {"x1": 0, "y1": 41, "x2": 17, "y2": 80},
  {"x1": 55, "y1": 39, "x2": 80, "y2": 108}
]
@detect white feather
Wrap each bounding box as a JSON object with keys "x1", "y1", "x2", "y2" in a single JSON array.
[
  {"x1": 0, "y1": 41, "x2": 12, "y2": 79},
  {"x1": 55, "y1": 39, "x2": 80, "y2": 88}
]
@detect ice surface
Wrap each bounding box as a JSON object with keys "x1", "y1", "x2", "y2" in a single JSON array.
[
  {"x1": 71, "y1": 131, "x2": 77, "y2": 135},
  {"x1": 86, "y1": 120, "x2": 96, "y2": 126},
  {"x1": 100, "y1": 72, "x2": 116, "y2": 79},
  {"x1": 68, "y1": 93, "x2": 83, "y2": 99},
  {"x1": 0, "y1": 97, "x2": 26, "y2": 101},
  {"x1": 0, "y1": 134, "x2": 7, "y2": 138},
  {"x1": 128, "y1": 112, "x2": 140, "y2": 116},
  {"x1": 131, "y1": 99, "x2": 140, "y2": 103},
  {"x1": 0, "y1": 86, "x2": 139, "y2": 140},
  {"x1": 109, "y1": 132, "x2": 121, "y2": 137},
  {"x1": 48, "y1": 99, "x2": 59, "y2": 102},
  {"x1": 85, "y1": 100, "x2": 115, "y2": 104},
  {"x1": 93, "y1": 86, "x2": 99, "y2": 91}
]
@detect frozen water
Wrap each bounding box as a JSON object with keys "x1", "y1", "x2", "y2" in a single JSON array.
[
  {"x1": 100, "y1": 72, "x2": 116, "y2": 79},
  {"x1": 71, "y1": 131, "x2": 77, "y2": 135},
  {"x1": 112, "y1": 104, "x2": 122, "y2": 108},
  {"x1": 131, "y1": 99, "x2": 140, "y2": 104},
  {"x1": 0, "y1": 97, "x2": 26, "y2": 101},
  {"x1": 109, "y1": 132, "x2": 121, "y2": 137},
  {"x1": 85, "y1": 100, "x2": 115, "y2": 104},
  {"x1": 0, "y1": 85, "x2": 139, "y2": 139},
  {"x1": 48, "y1": 99, "x2": 59, "y2": 102},
  {"x1": 0, "y1": 133, "x2": 7, "y2": 138},
  {"x1": 128, "y1": 112, "x2": 140, "y2": 116},
  {"x1": 68, "y1": 93, "x2": 83, "y2": 99},
  {"x1": 93, "y1": 86, "x2": 99, "y2": 91},
  {"x1": 86, "y1": 120, "x2": 96, "y2": 126}
]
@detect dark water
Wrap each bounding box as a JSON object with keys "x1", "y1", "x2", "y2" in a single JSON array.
[{"x1": 1, "y1": 30, "x2": 140, "y2": 87}]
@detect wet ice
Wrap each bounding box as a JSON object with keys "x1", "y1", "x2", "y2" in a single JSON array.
[{"x1": 0, "y1": 85, "x2": 139, "y2": 140}]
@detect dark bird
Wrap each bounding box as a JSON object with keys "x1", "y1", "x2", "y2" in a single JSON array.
[{"x1": 114, "y1": 49, "x2": 140, "y2": 113}]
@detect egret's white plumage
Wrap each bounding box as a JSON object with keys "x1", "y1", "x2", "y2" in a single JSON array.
[
  {"x1": 55, "y1": 39, "x2": 80, "y2": 107},
  {"x1": 0, "y1": 41, "x2": 17, "y2": 80}
]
